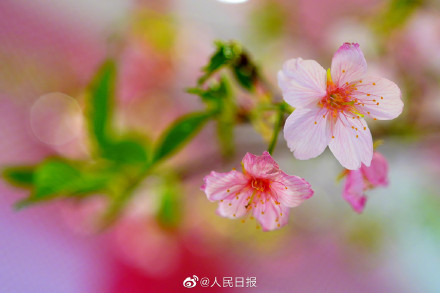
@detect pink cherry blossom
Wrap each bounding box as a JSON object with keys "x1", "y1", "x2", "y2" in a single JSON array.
[
  {"x1": 343, "y1": 152, "x2": 388, "y2": 213},
  {"x1": 278, "y1": 43, "x2": 403, "y2": 170},
  {"x1": 201, "y1": 151, "x2": 313, "y2": 231}
]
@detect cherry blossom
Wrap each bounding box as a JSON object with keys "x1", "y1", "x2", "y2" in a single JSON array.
[
  {"x1": 202, "y1": 151, "x2": 313, "y2": 231},
  {"x1": 278, "y1": 43, "x2": 403, "y2": 169}
]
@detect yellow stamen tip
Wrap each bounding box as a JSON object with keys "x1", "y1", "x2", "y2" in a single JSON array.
[{"x1": 326, "y1": 68, "x2": 333, "y2": 84}]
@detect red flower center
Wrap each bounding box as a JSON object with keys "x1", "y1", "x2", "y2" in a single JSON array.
[
  {"x1": 319, "y1": 84, "x2": 356, "y2": 117},
  {"x1": 250, "y1": 178, "x2": 270, "y2": 192}
]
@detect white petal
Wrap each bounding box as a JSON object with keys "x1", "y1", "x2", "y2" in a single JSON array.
[
  {"x1": 353, "y1": 76, "x2": 403, "y2": 120},
  {"x1": 328, "y1": 114, "x2": 373, "y2": 170},
  {"x1": 283, "y1": 108, "x2": 331, "y2": 160},
  {"x1": 278, "y1": 58, "x2": 327, "y2": 108},
  {"x1": 331, "y1": 43, "x2": 367, "y2": 86}
]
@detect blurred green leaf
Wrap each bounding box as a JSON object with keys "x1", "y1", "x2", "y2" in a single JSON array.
[
  {"x1": 87, "y1": 60, "x2": 116, "y2": 149},
  {"x1": 3, "y1": 166, "x2": 35, "y2": 187},
  {"x1": 87, "y1": 60, "x2": 150, "y2": 166},
  {"x1": 188, "y1": 77, "x2": 230, "y2": 114},
  {"x1": 16, "y1": 159, "x2": 110, "y2": 208},
  {"x1": 198, "y1": 41, "x2": 242, "y2": 85},
  {"x1": 103, "y1": 139, "x2": 149, "y2": 165},
  {"x1": 197, "y1": 40, "x2": 259, "y2": 91},
  {"x1": 156, "y1": 177, "x2": 182, "y2": 229},
  {"x1": 232, "y1": 52, "x2": 258, "y2": 91},
  {"x1": 153, "y1": 112, "x2": 212, "y2": 163},
  {"x1": 189, "y1": 77, "x2": 236, "y2": 157},
  {"x1": 215, "y1": 78, "x2": 236, "y2": 157}
]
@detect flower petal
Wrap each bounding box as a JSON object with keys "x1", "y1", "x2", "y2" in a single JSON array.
[
  {"x1": 331, "y1": 43, "x2": 367, "y2": 86},
  {"x1": 353, "y1": 76, "x2": 403, "y2": 120},
  {"x1": 328, "y1": 115, "x2": 373, "y2": 170},
  {"x1": 271, "y1": 172, "x2": 313, "y2": 207},
  {"x1": 343, "y1": 169, "x2": 367, "y2": 213},
  {"x1": 278, "y1": 58, "x2": 327, "y2": 108},
  {"x1": 242, "y1": 151, "x2": 280, "y2": 179},
  {"x1": 361, "y1": 152, "x2": 389, "y2": 187},
  {"x1": 283, "y1": 107, "x2": 331, "y2": 160},
  {"x1": 202, "y1": 170, "x2": 247, "y2": 202},
  {"x1": 217, "y1": 190, "x2": 252, "y2": 219},
  {"x1": 253, "y1": 199, "x2": 289, "y2": 231}
]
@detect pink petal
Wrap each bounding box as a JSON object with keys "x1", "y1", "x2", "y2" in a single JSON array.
[
  {"x1": 252, "y1": 199, "x2": 289, "y2": 231},
  {"x1": 271, "y1": 172, "x2": 314, "y2": 207},
  {"x1": 328, "y1": 115, "x2": 373, "y2": 170},
  {"x1": 216, "y1": 190, "x2": 252, "y2": 219},
  {"x1": 361, "y1": 152, "x2": 389, "y2": 187},
  {"x1": 283, "y1": 107, "x2": 331, "y2": 160},
  {"x1": 202, "y1": 170, "x2": 247, "y2": 202},
  {"x1": 343, "y1": 169, "x2": 367, "y2": 213},
  {"x1": 353, "y1": 76, "x2": 403, "y2": 120},
  {"x1": 331, "y1": 43, "x2": 367, "y2": 86},
  {"x1": 242, "y1": 151, "x2": 280, "y2": 179},
  {"x1": 278, "y1": 58, "x2": 327, "y2": 108}
]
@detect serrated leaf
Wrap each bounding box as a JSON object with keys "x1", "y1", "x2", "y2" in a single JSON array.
[{"x1": 153, "y1": 112, "x2": 212, "y2": 163}]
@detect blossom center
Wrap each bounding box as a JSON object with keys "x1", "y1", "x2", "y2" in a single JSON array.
[
  {"x1": 319, "y1": 86, "x2": 355, "y2": 115},
  {"x1": 250, "y1": 178, "x2": 270, "y2": 192}
]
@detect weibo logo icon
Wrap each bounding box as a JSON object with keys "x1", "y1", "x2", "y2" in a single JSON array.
[{"x1": 183, "y1": 275, "x2": 199, "y2": 288}]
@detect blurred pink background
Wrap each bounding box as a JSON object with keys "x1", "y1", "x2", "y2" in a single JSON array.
[{"x1": 1, "y1": 0, "x2": 440, "y2": 292}]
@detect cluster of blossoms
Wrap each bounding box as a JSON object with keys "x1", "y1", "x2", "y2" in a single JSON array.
[{"x1": 202, "y1": 43, "x2": 403, "y2": 231}]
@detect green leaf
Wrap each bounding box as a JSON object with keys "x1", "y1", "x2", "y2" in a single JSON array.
[
  {"x1": 232, "y1": 53, "x2": 258, "y2": 90},
  {"x1": 198, "y1": 41, "x2": 242, "y2": 85},
  {"x1": 3, "y1": 166, "x2": 35, "y2": 187},
  {"x1": 215, "y1": 77, "x2": 236, "y2": 157},
  {"x1": 156, "y1": 177, "x2": 182, "y2": 229},
  {"x1": 16, "y1": 159, "x2": 110, "y2": 208},
  {"x1": 153, "y1": 112, "x2": 212, "y2": 163},
  {"x1": 189, "y1": 77, "x2": 230, "y2": 115},
  {"x1": 87, "y1": 60, "x2": 116, "y2": 148},
  {"x1": 102, "y1": 139, "x2": 149, "y2": 165}
]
